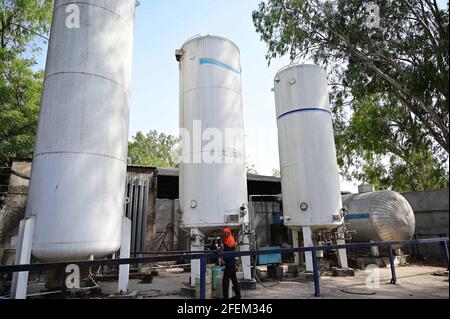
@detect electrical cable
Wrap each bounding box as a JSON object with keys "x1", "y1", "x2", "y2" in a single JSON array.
[{"x1": 340, "y1": 289, "x2": 376, "y2": 295}]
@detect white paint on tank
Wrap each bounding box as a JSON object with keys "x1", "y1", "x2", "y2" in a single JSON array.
[
  {"x1": 25, "y1": 0, "x2": 137, "y2": 261},
  {"x1": 177, "y1": 35, "x2": 248, "y2": 234},
  {"x1": 274, "y1": 64, "x2": 343, "y2": 231}
]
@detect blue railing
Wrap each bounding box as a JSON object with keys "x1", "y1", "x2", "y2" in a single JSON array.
[{"x1": 0, "y1": 237, "x2": 448, "y2": 299}]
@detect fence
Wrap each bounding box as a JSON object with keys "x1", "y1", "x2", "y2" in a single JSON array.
[{"x1": 0, "y1": 237, "x2": 448, "y2": 299}]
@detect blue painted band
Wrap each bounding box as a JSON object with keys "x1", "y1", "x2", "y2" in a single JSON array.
[
  {"x1": 199, "y1": 58, "x2": 241, "y2": 75},
  {"x1": 345, "y1": 213, "x2": 370, "y2": 220},
  {"x1": 277, "y1": 108, "x2": 332, "y2": 120}
]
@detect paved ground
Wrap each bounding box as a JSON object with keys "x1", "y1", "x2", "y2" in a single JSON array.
[
  {"x1": 97, "y1": 265, "x2": 448, "y2": 299},
  {"x1": 18, "y1": 265, "x2": 447, "y2": 299},
  {"x1": 244, "y1": 266, "x2": 449, "y2": 299}
]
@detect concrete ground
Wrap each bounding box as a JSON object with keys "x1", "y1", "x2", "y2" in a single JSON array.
[
  {"x1": 244, "y1": 266, "x2": 449, "y2": 299},
  {"x1": 96, "y1": 265, "x2": 448, "y2": 299},
  {"x1": 18, "y1": 265, "x2": 447, "y2": 299}
]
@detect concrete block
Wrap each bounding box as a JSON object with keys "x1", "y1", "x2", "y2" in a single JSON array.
[
  {"x1": 297, "y1": 272, "x2": 315, "y2": 282},
  {"x1": 332, "y1": 267, "x2": 355, "y2": 277}
]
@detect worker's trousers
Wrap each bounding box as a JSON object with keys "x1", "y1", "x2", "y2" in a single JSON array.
[{"x1": 222, "y1": 265, "x2": 241, "y2": 299}]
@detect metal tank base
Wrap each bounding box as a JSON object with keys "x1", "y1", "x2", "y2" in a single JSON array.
[
  {"x1": 331, "y1": 267, "x2": 356, "y2": 277},
  {"x1": 291, "y1": 226, "x2": 349, "y2": 272}
]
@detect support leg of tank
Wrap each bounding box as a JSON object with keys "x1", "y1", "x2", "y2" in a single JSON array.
[
  {"x1": 336, "y1": 239, "x2": 349, "y2": 268},
  {"x1": 292, "y1": 230, "x2": 300, "y2": 266},
  {"x1": 118, "y1": 217, "x2": 132, "y2": 294},
  {"x1": 190, "y1": 228, "x2": 204, "y2": 287},
  {"x1": 240, "y1": 233, "x2": 252, "y2": 280},
  {"x1": 371, "y1": 241, "x2": 380, "y2": 257},
  {"x1": 302, "y1": 227, "x2": 314, "y2": 272},
  {"x1": 336, "y1": 227, "x2": 349, "y2": 268},
  {"x1": 11, "y1": 216, "x2": 35, "y2": 299}
]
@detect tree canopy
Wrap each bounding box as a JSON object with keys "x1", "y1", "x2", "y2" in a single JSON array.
[
  {"x1": 1, "y1": 0, "x2": 53, "y2": 166},
  {"x1": 253, "y1": 0, "x2": 449, "y2": 191},
  {"x1": 1, "y1": 0, "x2": 53, "y2": 203},
  {"x1": 128, "y1": 130, "x2": 179, "y2": 168}
]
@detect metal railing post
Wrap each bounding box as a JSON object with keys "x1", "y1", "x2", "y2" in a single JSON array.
[
  {"x1": 311, "y1": 248, "x2": 320, "y2": 297},
  {"x1": 388, "y1": 245, "x2": 397, "y2": 285},
  {"x1": 200, "y1": 255, "x2": 207, "y2": 299}
]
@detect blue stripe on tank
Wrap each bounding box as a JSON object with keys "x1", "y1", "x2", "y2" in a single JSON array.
[
  {"x1": 199, "y1": 58, "x2": 241, "y2": 75},
  {"x1": 277, "y1": 108, "x2": 332, "y2": 120}
]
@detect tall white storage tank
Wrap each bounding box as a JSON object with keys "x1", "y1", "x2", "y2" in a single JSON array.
[
  {"x1": 25, "y1": 0, "x2": 137, "y2": 261},
  {"x1": 177, "y1": 35, "x2": 249, "y2": 235},
  {"x1": 274, "y1": 64, "x2": 344, "y2": 231}
]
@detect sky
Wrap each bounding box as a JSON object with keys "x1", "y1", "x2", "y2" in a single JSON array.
[
  {"x1": 129, "y1": 0, "x2": 290, "y2": 178},
  {"x1": 33, "y1": 0, "x2": 399, "y2": 193}
]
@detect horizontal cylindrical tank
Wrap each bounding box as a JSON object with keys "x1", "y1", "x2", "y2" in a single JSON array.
[
  {"x1": 342, "y1": 191, "x2": 416, "y2": 242},
  {"x1": 177, "y1": 35, "x2": 248, "y2": 235},
  {"x1": 274, "y1": 64, "x2": 343, "y2": 231},
  {"x1": 25, "y1": 0, "x2": 137, "y2": 261}
]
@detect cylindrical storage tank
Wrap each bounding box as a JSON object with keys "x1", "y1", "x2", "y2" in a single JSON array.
[
  {"x1": 343, "y1": 191, "x2": 416, "y2": 242},
  {"x1": 25, "y1": 0, "x2": 137, "y2": 261},
  {"x1": 177, "y1": 35, "x2": 248, "y2": 235},
  {"x1": 274, "y1": 64, "x2": 343, "y2": 232}
]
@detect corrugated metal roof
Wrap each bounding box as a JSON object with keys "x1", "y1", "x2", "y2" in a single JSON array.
[
  {"x1": 156, "y1": 168, "x2": 179, "y2": 177},
  {"x1": 156, "y1": 168, "x2": 281, "y2": 182}
]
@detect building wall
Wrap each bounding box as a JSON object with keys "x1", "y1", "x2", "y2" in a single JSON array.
[
  {"x1": 0, "y1": 160, "x2": 31, "y2": 263},
  {"x1": 402, "y1": 189, "x2": 449, "y2": 258},
  {"x1": 154, "y1": 199, "x2": 188, "y2": 252}
]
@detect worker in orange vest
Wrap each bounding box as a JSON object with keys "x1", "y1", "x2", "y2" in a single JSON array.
[{"x1": 221, "y1": 228, "x2": 241, "y2": 299}]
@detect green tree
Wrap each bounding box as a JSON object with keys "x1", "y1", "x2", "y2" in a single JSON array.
[
  {"x1": 253, "y1": 0, "x2": 449, "y2": 191},
  {"x1": 1, "y1": 0, "x2": 53, "y2": 162},
  {"x1": 1, "y1": 0, "x2": 53, "y2": 202},
  {"x1": 128, "y1": 131, "x2": 179, "y2": 168},
  {"x1": 336, "y1": 95, "x2": 448, "y2": 191}
]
